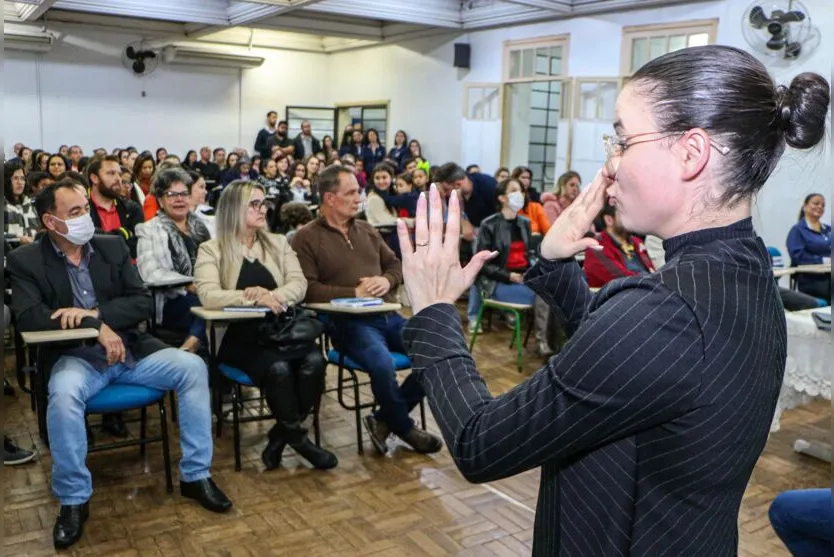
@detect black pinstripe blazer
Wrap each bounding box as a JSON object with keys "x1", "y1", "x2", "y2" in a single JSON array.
[{"x1": 403, "y1": 218, "x2": 786, "y2": 556}]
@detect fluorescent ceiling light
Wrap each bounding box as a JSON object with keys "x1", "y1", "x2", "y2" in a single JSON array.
[
  {"x1": 3, "y1": 31, "x2": 54, "y2": 52},
  {"x1": 162, "y1": 46, "x2": 264, "y2": 69}
]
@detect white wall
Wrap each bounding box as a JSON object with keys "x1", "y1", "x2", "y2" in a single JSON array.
[{"x1": 3, "y1": 28, "x2": 330, "y2": 157}]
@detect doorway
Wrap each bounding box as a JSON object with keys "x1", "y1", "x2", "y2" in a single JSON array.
[{"x1": 336, "y1": 103, "x2": 389, "y2": 147}]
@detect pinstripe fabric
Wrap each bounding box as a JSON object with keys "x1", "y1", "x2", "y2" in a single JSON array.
[{"x1": 402, "y1": 218, "x2": 786, "y2": 556}]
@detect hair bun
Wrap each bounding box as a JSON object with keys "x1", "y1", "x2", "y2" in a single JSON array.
[{"x1": 778, "y1": 72, "x2": 830, "y2": 150}]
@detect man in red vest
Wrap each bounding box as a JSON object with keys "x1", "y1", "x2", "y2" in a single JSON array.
[{"x1": 584, "y1": 204, "x2": 656, "y2": 287}]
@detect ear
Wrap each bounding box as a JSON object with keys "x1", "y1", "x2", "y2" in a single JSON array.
[
  {"x1": 678, "y1": 128, "x2": 711, "y2": 181},
  {"x1": 603, "y1": 214, "x2": 615, "y2": 228}
]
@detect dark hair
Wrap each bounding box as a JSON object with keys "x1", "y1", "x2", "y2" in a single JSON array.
[
  {"x1": 46, "y1": 154, "x2": 68, "y2": 177},
  {"x1": 318, "y1": 165, "x2": 356, "y2": 196},
  {"x1": 595, "y1": 203, "x2": 617, "y2": 233},
  {"x1": 556, "y1": 170, "x2": 581, "y2": 194},
  {"x1": 798, "y1": 193, "x2": 825, "y2": 220},
  {"x1": 408, "y1": 139, "x2": 422, "y2": 156},
  {"x1": 511, "y1": 166, "x2": 533, "y2": 185},
  {"x1": 58, "y1": 171, "x2": 90, "y2": 189},
  {"x1": 495, "y1": 177, "x2": 523, "y2": 211},
  {"x1": 631, "y1": 45, "x2": 830, "y2": 204},
  {"x1": 366, "y1": 128, "x2": 380, "y2": 144},
  {"x1": 155, "y1": 147, "x2": 168, "y2": 160},
  {"x1": 278, "y1": 120, "x2": 288, "y2": 127},
  {"x1": 184, "y1": 150, "x2": 198, "y2": 168},
  {"x1": 393, "y1": 129, "x2": 408, "y2": 146},
  {"x1": 466, "y1": 164, "x2": 480, "y2": 174},
  {"x1": 35, "y1": 177, "x2": 86, "y2": 221},
  {"x1": 213, "y1": 147, "x2": 225, "y2": 157},
  {"x1": 4, "y1": 161, "x2": 26, "y2": 204},
  {"x1": 267, "y1": 110, "x2": 277, "y2": 118},
  {"x1": 280, "y1": 202, "x2": 314, "y2": 229},
  {"x1": 27, "y1": 171, "x2": 51, "y2": 192},
  {"x1": 434, "y1": 162, "x2": 466, "y2": 184},
  {"x1": 289, "y1": 161, "x2": 306, "y2": 181},
  {"x1": 85, "y1": 155, "x2": 120, "y2": 184},
  {"x1": 186, "y1": 170, "x2": 202, "y2": 184},
  {"x1": 395, "y1": 172, "x2": 414, "y2": 192},
  {"x1": 132, "y1": 153, "x2": 156, "y2": 183},
  {"x1": 153, "y1": 167, "x2": 193, "y2": 197}
]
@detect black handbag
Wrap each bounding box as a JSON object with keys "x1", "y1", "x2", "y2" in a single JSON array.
[{"x1": 257, "y1": 306, "x2": 325, "y2": 353}]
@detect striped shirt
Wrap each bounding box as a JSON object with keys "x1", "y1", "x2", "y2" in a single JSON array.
[{"x1": 403, "y1": 217, "x2": 786, "y2": 556}]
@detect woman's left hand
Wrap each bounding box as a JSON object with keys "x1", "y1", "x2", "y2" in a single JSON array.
[
  {"x1": 257, "y1": 292, "x2": 286, "y2": 314},
  {"x1": 397, "y1": 185, "x2": 497, "y2": 315},
  {"x1": 243, "y1": 286, "x2": 270, "y2": 302}
]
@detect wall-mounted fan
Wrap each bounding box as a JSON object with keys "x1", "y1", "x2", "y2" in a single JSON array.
[
  {"x1": 742, "y1": 0, "x2": 820, "y2": 63},
  {"x1": 122, "y1": 42, "x2": 158, "y2": 76}
]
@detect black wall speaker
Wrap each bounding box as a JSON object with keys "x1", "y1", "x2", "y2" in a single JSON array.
[{"x1": 454, "y1": 43, "x2": 471, "y2": 69}]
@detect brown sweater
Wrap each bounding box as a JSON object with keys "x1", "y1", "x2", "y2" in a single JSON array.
[{"x1": 291, "y1": 217, "x2": 403, "y2": 303}]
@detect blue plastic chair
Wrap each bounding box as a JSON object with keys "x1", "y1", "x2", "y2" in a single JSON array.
[
  {"x1": 84, "y1": 384, "x2": 173, "y2": 493},
  {"x1": 217, "y1": 363, "x2": 322, "y2": 471},
  {"x1": 325, "y1": 348, "x2": 427, "y2": 455}
]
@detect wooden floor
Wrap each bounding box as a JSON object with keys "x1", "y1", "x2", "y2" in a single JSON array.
[{"x1": 3, "y1": 309, "x2": 830, "y2": 557}]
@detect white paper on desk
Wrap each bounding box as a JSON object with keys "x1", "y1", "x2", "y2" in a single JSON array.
[{"x1": 823, "y1": 257, "x2": 831, "y2": 265}]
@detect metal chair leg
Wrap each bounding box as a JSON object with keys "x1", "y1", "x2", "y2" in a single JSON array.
[
  {"x1": 350, "y1": 367, "x2": 364, "y2": 455},
  {"x1": 468, "y1": 305, "x2": 487, "y2": 352},
  {"x1": 512, "y1": 309, "x2": 523, "y2": 373},
  {"x1": 158, "y1": 401, "x2": 173, "y2": 493},
  {"x1": 419, "y1": 399, "x2": 427, "y2": 430},
  {"x1": 232, "y1": 383, "x2": 242, "y2": 472},
  {"x1": 139, "y1": 406, "x2": 148, "y2": 457},
  {"x1": 168, "y1": 392, "x2": 178, "y2": 424}
]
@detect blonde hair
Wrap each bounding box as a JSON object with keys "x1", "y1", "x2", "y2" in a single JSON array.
[
  {"x1": 555, "y1": 171, "x2": 581, "y2": 195},
  {"x1": 215, "y1": 180, "x2": 283, "y2": 286}
]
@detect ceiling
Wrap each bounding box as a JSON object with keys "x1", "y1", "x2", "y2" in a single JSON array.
[{"x1": 4, "y1": 0, "x2": 707, "y2": 53}]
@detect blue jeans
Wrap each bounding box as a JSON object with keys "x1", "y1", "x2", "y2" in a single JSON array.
[
  {"x1": 162, "y1": 293, "x2": 207, "y2": 346},
  {"x1": 47, "y1": 348, "x2": 213, "y2": 505},
  {"x1": 491, "y1": 282, "x2": 536, "y2": 305},
  {"x1": 329, "y1": 313, "x2": 424, "y2": 436},
  {"x1": 467, "y1": 285, "x2": 482, "y2": 322},
  {"x1": 769, "y1": 488, "x2": 834, "y2": 556}
]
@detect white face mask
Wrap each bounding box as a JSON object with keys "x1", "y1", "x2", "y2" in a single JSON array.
[
  {"x1": 507, "y1": 191, "x2": 525, "y2": 212},
  {"x1": 53, "y1": 213, "x2": 95, "y2": 246}
]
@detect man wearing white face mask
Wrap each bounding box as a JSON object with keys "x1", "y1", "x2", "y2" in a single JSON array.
[{"x1": 7, "y1": 178, "x2": 232, "y2": 551}]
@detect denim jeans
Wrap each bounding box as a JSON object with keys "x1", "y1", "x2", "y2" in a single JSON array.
[
  {"x1": 467, "y1": 285, "x2": 482, "y2": 322},
  {"x1": 491, "y1": 282, "x2": 536, "y2": 305},
  {"x1": 47, "y1": 348, "x2": 213, "y2": 505},
  {"x1": 769, "y1": 488, "x2": 834, "y2": 556},
  {"x1": 329, "y1": 313, "x2": 424, "y2": 436},
  {"x1": 162, "y1": 293, "x2": 207, "y2": 346}
]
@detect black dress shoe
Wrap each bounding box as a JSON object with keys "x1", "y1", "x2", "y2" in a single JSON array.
[
  {"x1": 101, "y1": 413, "x2": 129, "y2": 438},
  {"x1": 4, "y1": 378, "x2": 15, "y2": 397},
  {"x1": 180, "y1": 478, "x2": 232, "y2": 513},
  {"x1": 53, "y1": 502, "x2": 89, "y2": 550},
  {"x1": 261, "y1": 437, "x2": 287, "y2": 471},
  {"x1": 290, "y1": 438, "x2": 338, "y2": 470}
]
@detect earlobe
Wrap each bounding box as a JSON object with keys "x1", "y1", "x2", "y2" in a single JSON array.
[{"x1": 680, "y1": 129, "x2": 710, "y2": 181}]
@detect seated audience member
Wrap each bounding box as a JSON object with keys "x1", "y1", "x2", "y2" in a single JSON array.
[
  {"x1": 280, "y1": 202, "x2": 314, "y2": 243},
  {"x1": 407, "y1": 140, "x2": 430, "y2": 173},
  {"x1": 27, "y1": 171, "x2": 55, "y2": 198},
  {"x1": 4, "y1": 162, "x2": 39, "y2": 245},
  {"x1": 7, "y1": 179, "x2": 232, "y2": 550},
  {"x1": 541, "y1": 170, "x2": 581, "y2": 223},
  {"x1": 362, "y1": 129, "x2": 386, "y2": 173},
  {"x1": 388, "y1": 130, "x2": 409, "y2": 170},
  {"x1": 433, "y1": 162, "x2": 497, "y2": 229},
  {"x1": 411, "y1": 167, "x2": 429, "y2": 192},
  {"x1": 518, "y1": 185, "x2": 551, "y2": 235},
  {"x1": 291, "y1": 166, "x2": 442, "y2": 455},
  {"x1": 584, "y1": 204, "x2": 656, "y2": 287},
  {"x1": 391, "y1": 172, "x2": 418, "y2": 220},
  {"x1": 188, "y1": 170, "x2": 216, "y2": 238},
  {"x1": 87, "y1": 156, "x2": 144, "y2": 260},
  {"x1": 155, "y1": 147, "x2": 168, "y2": 165},
  {"x1": 769, "y1": 488, "x2": 833, "y2": 556},
  {"x1": 130, "y1": 153, "x2": 155, "y2": 206},
  {"x1": 288, "y1": 161, "x2": 312, "y2": 202},
  {"x1": 475, "y1": 178, "x2": 550, "y2": 352},
  {"x1": 47, "y1": 154, "x2": 68, "y2": 181},
  {"x1": 787, "y1": 193, "x2": 831, "y2": 303},
  {"x1": 466, "y1": 164, "x2": 481, "y2": 175},
  {"x1": 494, "y1": 166, "x2": 510, "y2": 183},
  {"x1": 195, "y1": 147, "x2": 221, "y2": 184},
  {"x1": 195, "y1": 181, "x2": 336, "y2": 471},
  {"x1": 143, "y1": 160, "x2": 187, "y2": 221},
  {"x1": 4, "y1": 304, "x2": 37, "y2": 466},
  {"x1": 136, "y1": 169, "x2": 211, "y2": 353},
  {"x1": 183, "y1": 150, "x2": 199, "y2": 171},
  {"x1": 511, "y1": 166, "x2": 540, "y2": 203},
  {"x1": 365, "y1": 164, "x2": 398, "y2": 227}
]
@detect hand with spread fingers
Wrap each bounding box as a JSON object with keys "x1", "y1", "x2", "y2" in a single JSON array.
[
  {"x1": 397, "y1": 185, "x2": 497, "y2": 315},
  {"x1": 539, "y1": 165, "x2": 613, "y2": 261}
]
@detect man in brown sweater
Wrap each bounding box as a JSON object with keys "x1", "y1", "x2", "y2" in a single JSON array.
[{"x1": 292, "y1": 166, "x2": 442, "y2": 455}]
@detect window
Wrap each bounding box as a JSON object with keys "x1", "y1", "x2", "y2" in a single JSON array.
[
  {"x1": 574, "y1": 79, "x2": 619, "y2": 121},
  {"x1": 464, "y1": 84, "x2": 501, "y2": 121},
  {"x1": 504, "y1": 36, "x2": 569, "y2": 82},
  {"x1": 285, "y1": 106, "x2": 337, "y2": 142},
  {"x1": 621, "y1": 19, "x2": 717, "y2": 76}
]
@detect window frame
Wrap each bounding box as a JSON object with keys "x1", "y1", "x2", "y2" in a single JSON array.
[
  {"x1": 572, "y1": 77, "x2": 623, "y2": 122},
  {"x1": 463, "y1": 83, "x2": 503, "y2": 122},
  {"x1": 503, "y1": 34, "x2": 570, "y2": 83},
  {"x1": 620, "y1": 19, "x2": 718, "y2": 77}
]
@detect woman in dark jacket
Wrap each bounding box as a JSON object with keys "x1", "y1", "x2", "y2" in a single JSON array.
[
  {"x1": 786, "y1": 193, "x2": 831, "y2": 302},
  {"x1": 362, "y1": 128, "x2": 386, "y2": 173},
  {"x1": 388, "y1": 130, "x2": 409, "y2": 171}
]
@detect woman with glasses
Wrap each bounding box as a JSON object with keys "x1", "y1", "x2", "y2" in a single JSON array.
[
  {"x1": 194, "y1": 181, "x2": 337, "y2": 472},
  {"x1": 395, "y1": 46, "x2": 829, "y2": 556},
  {"x1": 136, "y1": 168, "x2": 211, "y2": 353}
]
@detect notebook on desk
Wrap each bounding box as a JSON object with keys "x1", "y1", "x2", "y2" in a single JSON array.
[
  {"x1": 223, "y1": 306, "x2": 270, "y2": 313},
  {"x1": 330, "y1": 297, "x2": 384, "y2": 308},
  {"x1": 812, "y1": 309, "x2": 831, "y2": 331}
]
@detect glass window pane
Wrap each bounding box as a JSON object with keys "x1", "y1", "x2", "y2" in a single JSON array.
[
  {"x1": 535, "y1": 48, "x2": 550, "y2": 75},
  {"x1": 688, "y1": 32, "x2": 709, "y2": 47},
  {"x1": 668, "y1": 34, "x2": 687, "y2": 52},
  {"x1": 599, "y1": 81, "x2": 618, "y2": 121},
  {"x1": 649, "y1": 36, "x2": 667, "y2": 61},
  {"x1": 546, "y1": 128, "x2": 560, "y2": 145},
  {"x1": 521, "y1": 48, "x2": 535, "y2": 78},
  {"x1": 530, "y1": 108, "x2": 549, "y2": 126},
  {"x1": 530, "y1": 127, "x2": 546, "y2": 144},
  {"x1": 468, "y1": 88, "x2": 483, "y2": 119},
  {"x1": 631, "y1": 38, "x2": 648, "y2": 73},
  {"x1": 531, "y1": 89, "x2": 549, "y2": 108},
  {"x1": 549, "y1": 46, "x2": 562, "y2": 75},
  {"x1": 579, "y1": 82, "x2": 598, "y2": 120},
  {"x1": 509, "y1": 50, "x2": 521, "y2": 79},
  {"x1": 528, "y1": 144, "x2": 545, "y2": 162}
]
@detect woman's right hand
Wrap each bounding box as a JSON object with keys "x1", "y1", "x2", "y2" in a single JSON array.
[
  {"x1": 539, "y1": 166, "x2": 612, "y2": 260},
  {"x1": 243, "y1": 286, "x2": 270, "y2": 302}
]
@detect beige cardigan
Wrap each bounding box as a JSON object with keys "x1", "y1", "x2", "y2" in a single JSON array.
[{"x1": 194, "y1": 234, "x2": 307, "y2": 310}]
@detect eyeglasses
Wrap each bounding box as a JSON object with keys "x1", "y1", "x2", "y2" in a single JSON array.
[
  {"x1": 602, "y1": 131, "x2": 730, "y2": 158},
  {"x1": 248, "y1": 199, "x2": 267, "y2": 211},
  {"x1": 162, "y1": 191, "x2": 190, "y2": 199}
]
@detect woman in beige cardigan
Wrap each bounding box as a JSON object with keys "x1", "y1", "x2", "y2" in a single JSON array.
[{"x1": 194, "y1": 180, "x2": 337, "y2": 471}]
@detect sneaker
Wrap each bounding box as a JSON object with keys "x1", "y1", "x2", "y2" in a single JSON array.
[
  {"x1": 4, "y1": 437, "x2": 35, "y2": 466},
  {"x1": 363, "y1": 415, "x2": 390, "y2": 455},
  {"x1": 399, "y1": 428, "x2": 443, "y2": 454},
  {"x1": 467, "y1": 321, "x2": 483, "y2": 334}
]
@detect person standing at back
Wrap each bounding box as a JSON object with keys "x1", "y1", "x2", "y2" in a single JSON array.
[
  {"x1": 293, "y1": 120, "x2": 321, "y2": 160},
  {"x1": 254, "y1": 111, "x2": 279, "y2": 160}
]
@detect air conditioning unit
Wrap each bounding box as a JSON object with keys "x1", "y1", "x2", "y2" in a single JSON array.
[
  {"x1": 4, "y1": 32, "x2": 53, "y2": 53},
  {"x1": 161, "y1": 46, "x2": 264, "y2": 69}
]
